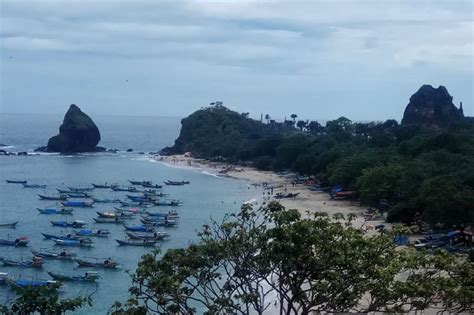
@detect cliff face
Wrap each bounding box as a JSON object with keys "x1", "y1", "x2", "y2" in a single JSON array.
[
  {"x1": 39, "y1": 104, "x2": 101, "y2": 153},
  {"x1": 401, "y1": 85, "x2": 464, "y2": 128}
]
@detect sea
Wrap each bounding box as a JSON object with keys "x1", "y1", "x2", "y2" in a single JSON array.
[{"x1": 0, "y1": 113, "x2": 259, "y2": 314}]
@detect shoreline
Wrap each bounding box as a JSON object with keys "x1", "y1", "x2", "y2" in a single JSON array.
[{"x1": 155, "y1": 154, "x2": 382, "y2": 227}]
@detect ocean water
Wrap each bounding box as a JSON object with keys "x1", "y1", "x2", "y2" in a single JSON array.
[{"x1": 0, "y1": 114, "x2": 259, "y2": 313}]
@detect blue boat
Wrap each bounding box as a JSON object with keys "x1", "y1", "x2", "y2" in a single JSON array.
[
  {"x1": 123, "y1": 225, "x2": 155, "y2": 232},
  {"x1": 37, "y1": 208, "x2": 73, "y2": 215},
  {"x1": 62, "y1": 200, "x2": 94, "y2": 207},
  {"x1": 51, "y1": 220, "x2": 86, "y2": 228},
  {"x1": 53, "y1": 238, "x2": 93, "y2": 247},
  {"x1": 7, "y1": 278, "x2": 59, "y2": 289}
]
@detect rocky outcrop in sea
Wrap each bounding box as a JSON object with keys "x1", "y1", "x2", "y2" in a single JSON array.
[{"x1": 35, "y1": 104, "x2": 103, "y2": 153}]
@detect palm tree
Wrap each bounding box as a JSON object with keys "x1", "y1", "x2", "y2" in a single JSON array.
[{"x1": 290, "y1": 114, "x2": 298, "y2": 122}]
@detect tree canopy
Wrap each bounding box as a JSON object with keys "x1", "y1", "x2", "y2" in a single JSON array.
[{"x1": 113, "y1": 203, "x2": 474, "y2": 314}]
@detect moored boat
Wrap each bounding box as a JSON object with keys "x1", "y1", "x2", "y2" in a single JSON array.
[
  {"x1": 41, "y1": 233, "x2": 79, "y2": 240},
  {"x1": 93, "y1": 217, "x2": 126, "y2": 224},
  {"x1": 0, "y1": 222, "x2": 18, "y2": 229},
  {"x1": 73, "y1": 229, "x2": 109, "y2": 238},
  {"x1": 53, "y1": 238, "x2": 93, "y2": 247},
  {"x1": 141, "y1": 183, "x2": 163, "y2": 189},
  {"x1": 112, "y1": 186, "x2": 138, "y2": 192},
  {"x1": 2, "y1": 256, "x2": 44, "y2": 268},
  {"x1": 92, "y1": 183, "x2": 117, "y2": 189},
  {"x1": 6, "y1": 277, "x2": 59, "y2": 289},
  {"x1": 39, "y1": 194, "x2": 67, "y2": 201},
  {"x1": 51, "y1": 220, "x2": 87, "y2": 228},
  {"x1": 0, "y1": 237, "x2": 28, "y2": 247},
  {"x1": 61, "y1": 200, "x2": 94, "y2": 207},
  {"x1": 153, "y1": 200, "x2": 182, "y2": 207},
  {"x1": 67, "y1": 186, "x2": 94, "y2": 192},
  {"x1": 37, "y1": 208, "x2": 73, "y2": 215},
  {"x1": 75, "y1": 258, "x2": 119, "y2": 269},
  {"x1": 164, "y1": 180, "x2": 190, "y2": 186},
  {"x1": 23, "y1": 183, "x2": 47, "y2": 188},
  {"x1": 92, "y1": 197, "x2": 117, "y2": 203},
  {"x1": 126, "y1": 231, "x2": 168, "y2": 240},
  {"x1": 30, "y1": 248, "x2": 77, "y2": 260},
  {"x1": 123, "y1": 224, "x2": 155, "y2": 232},
  {"x1": 6, "y1": 180, "x2": 27, "y2": 184},
  {"x1": 48, "y1": 271, "x2": 99, "y2": 282},
  {"x1": 116, "y1": 239, "x2": 157, "y2": 246}
]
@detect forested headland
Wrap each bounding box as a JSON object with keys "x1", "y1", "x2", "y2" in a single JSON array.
[{"x1": 162, "y1": 85, "x2": 474, "y2": 227}]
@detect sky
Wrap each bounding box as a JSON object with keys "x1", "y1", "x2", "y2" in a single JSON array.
[{"x1": 0, "y1": 0, "x2": 472, "y2": 121}]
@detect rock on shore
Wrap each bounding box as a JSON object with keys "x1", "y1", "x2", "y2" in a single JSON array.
[
  {"x1": 35, "y1": 104, "x2": 102, "y2": 153},
  {"x1": 401, "y1": 85, "x2": 464, "y2": 128}
]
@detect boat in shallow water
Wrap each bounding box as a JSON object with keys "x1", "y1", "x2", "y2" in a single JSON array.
[
  {"x1": 1, "y1": 256, "x2": 44, "y2": 268},
  {"x1": 6, "y1": 180, "x2": 27, "y2": 184},
  {"x1": 30, "y1": 248, "x2": 77, "y2": 260},
  {"x1": 75, "y1": 258, "x2": 119, "y2": 269},
  {"x1": 39, "y1": 194, "x2": 67, "y2": 201},
  {"x1": 48, "y1": 271, "x2": 99, "y2": 282},
  {"x1": 0, "y1": 222, "x2": 18, "y2": 229},
  {"x1": 23, "y1": 183, "x2": 47, "y2": 188},
  {"x1": 51, "y1": 220, "x2": 86, "y2": 228},
  {"x1": 126, "y1": 231, "x2": 168, "y2": 240},
  {"x1": 116, "y1": 239, "x2": 157, "y2": 246},
  {"x1": 37, "y1": 208, "x2": 73, "y2": 215},
  {"x1": 73, "y1": 229, "x2": 109, "y2": 238},
  {"x1": 0, "y1": 237, "x2": 28, "y2": 247}
]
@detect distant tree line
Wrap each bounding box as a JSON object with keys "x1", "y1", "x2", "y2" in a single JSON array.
[{"x1": 164, "y1": 106, "x2": 474, "y2": 227}]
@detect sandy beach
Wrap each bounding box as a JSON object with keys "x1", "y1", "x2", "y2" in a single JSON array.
[{"x1": 156, "y1": 154, "x2": 380, "y2": 226}]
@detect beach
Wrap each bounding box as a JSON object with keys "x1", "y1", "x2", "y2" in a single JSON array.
[{"x1": 157, "y1": 154, "x2": 374, "y2": 224}]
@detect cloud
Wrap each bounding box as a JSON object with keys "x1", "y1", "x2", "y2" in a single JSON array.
[{"x1": 0, "y1": 0, "x2": 472, "y2": 118}]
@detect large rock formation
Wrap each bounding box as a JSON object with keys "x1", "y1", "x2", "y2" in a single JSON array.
[
  {"x1": 37, "y1": 104, "x2": 101, "y2": 153},
  {"x1": 401, "y1": 85, "x2": 464, "y2": 128}
]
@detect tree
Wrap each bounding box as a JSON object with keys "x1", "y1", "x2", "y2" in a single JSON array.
[
  {"x1": 264, "y1": 114, "x2": 271, "y2": 124},
  {"x1": 116, "y1": 203, "x2": 474, "y2": 314},
  {"x1": 1, "y1": 284, "x2": 90, "y2": 314},
  {"x1": 290, "y1": 114, "x2": 298, "y2": 123},
  {"x1": 307, "y1": 120, "x2": 323, "y2": 134},
  {"x1": 296, "y1": 120, "x2": 307, "y2": 131}
]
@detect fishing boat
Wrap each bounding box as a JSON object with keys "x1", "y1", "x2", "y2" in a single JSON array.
[
  {"x1": 6, "y1": 180, "x2": 27, "y2": 184},
  {"x1": 2, "y1": 256, "x2": 44, "y2": 268},
  {"x1": 96, "y1": 211, "x2": 133, "y2": 219},
  {"x1": 127, "y1": 195, "x2": 155, "y2": 202},
  {"x1": 0, "y1": 222, "x2": 18, "y2": 228},
  {"x1": 141, "y1": 183, "x2": 163, "y2": 189},
  {"x1": 112, "y1": 186, "x2": 139, "y2": 192},
  {"x1": 93, "y1": 217, "x2": 125, "y2": 224},
  {"x1": 129, "y1": 180, "x2": 152, "y2": 186},
  {"x1": 114, "y1": 207, "x2": 142, "y2": 214},
  {"x1": 51, "y1": 220, "x2": 87, "y2": 228},
  {"x1": 141, "y1": 218, "x2": 177, "y2": 227},
  {"x1": 41, "y1": 233, "x2": 80, "y2": 240},
  {"x1": 73, "y1": 229, "x2": 109, "y2": 238},
  {"x1": 0, "y1": 237, "x2": 28, "y2": 247},
  {"x1": 23, "y1": 183, "x2": 47, "y2": 188},
  {"x1": 116, "y1": 239, "x2": 157, "y2": 247},
  {"x1": 153, "y1": 200, "x2": 182, "y2": 207},
  {"x1": 48, "y1": 271, "x2": 99, "y2": 282},
  {"x1": 61, "y1": 200, "x2": 94, "y2": 207},
  {"x1": 37, "y1": 208, "x2": 73, "y2": 215},
  {"x1": 123, "y1": 225, "x2": 155, "y2": 232},
  {"x1": 126, "y1": 231, "x2": 168, "y2": 240},
  {"x1": 92, "y1": 183, "x2": 117, "y2": 189},
  {"x1": 92, "y1": 197, "x2": 117, "y2": 203},
  {"x1": 65, "y1": 192, "x2": 93, "y2": 198},
  {"x1": 118, "y1": 200, "x2": 152, "y2": 207},
  {"x1": 75, "y1": 258, "x2": 119, "y2": 269},
  {"x1": 67, "y1": 186, "x2": 94, "y2": 192},
  {"x1": 39, "y1": 194, "x2": 67, "y2": 201},
  {"x1": 30, "y1": 248, "x2": 77, "y2": 260},
  {"x1": 6, "y1": 277, "x2": 59, "y2": 289},
  {"x1": 145, "y1": 210, "x2": 179, "y2": 219},
  {"x1": 53, "y1": 238, "x2": 93, "y2": 247},
  {"x1": 164, "y1": 180, "x2": 190, "y2": 186}
]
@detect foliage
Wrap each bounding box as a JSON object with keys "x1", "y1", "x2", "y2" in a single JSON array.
[
  {"x1": 0, "y1": 284, "x2": 89, "y2": 314},
  {"x1": 162, "y1": 105, "x2": 474, "y2": 227},
  {"x1": 116, "y1": 203, "x2": 474, "y2": 314}
]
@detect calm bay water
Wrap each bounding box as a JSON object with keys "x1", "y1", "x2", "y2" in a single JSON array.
[{"x1": 0, "y1": 114, "x2": 258, "y2": 314}]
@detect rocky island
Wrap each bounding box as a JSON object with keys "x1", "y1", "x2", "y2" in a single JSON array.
[{"x1": 35, "y1": 104, "x2": 103, "y2": 153}]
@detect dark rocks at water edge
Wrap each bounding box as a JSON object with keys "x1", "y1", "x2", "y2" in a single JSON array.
[
  {"x1": 35, "y1": 104, "x2": 102, "y2": 153},
  {"x1": 401, "y1": 85, "x2": 464, "y2": 128}
]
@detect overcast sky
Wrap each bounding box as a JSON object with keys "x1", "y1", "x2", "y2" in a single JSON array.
[{"x1": 1, "y1": 0, "x2": 472, "y2": 121}]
